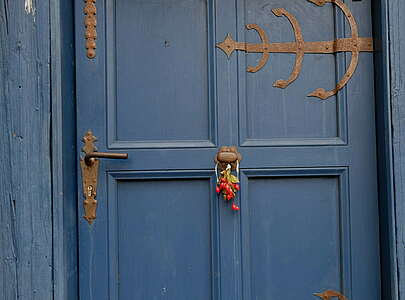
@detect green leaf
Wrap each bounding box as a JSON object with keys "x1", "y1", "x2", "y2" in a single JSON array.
[{"x1": 229, "y1": 175, "x2": 239, "y2": 183}]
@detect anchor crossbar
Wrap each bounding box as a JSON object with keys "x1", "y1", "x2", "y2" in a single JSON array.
[{"x1": 224, "y1": 37, "x2": 373, "y2": 55}]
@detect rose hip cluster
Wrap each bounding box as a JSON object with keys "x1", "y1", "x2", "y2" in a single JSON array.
[{"x1": 216, "y1": 177, "x2": 240, "y2": 211}]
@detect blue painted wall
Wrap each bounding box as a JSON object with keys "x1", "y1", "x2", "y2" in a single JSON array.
[
  {"x1": 0, "y1": 0, "x2": 404, "y2": 299},
  {"x1": 51, "y1": 0, "x2": 78, "y2": 299}
]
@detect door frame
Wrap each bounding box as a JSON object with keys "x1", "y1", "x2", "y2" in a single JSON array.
[{"x1": 50, "y1": 0, "x2": 399, "y2": 299}]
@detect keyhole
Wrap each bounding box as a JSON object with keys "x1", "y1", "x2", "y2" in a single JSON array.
[{"x1": 87, "y1": 185, "x2": 93, "y2": 197}]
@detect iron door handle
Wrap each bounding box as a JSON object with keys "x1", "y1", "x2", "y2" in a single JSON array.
[
  {"x1": 84, "y1": 151, "x2": 128, "y2": 166},
  {"x1": 80, "y1": 131, "x2": 128, "y2": 224}
]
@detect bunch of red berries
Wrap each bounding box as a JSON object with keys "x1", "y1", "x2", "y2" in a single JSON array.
[{"x1": 216, "y1": 177, "x2": 240, "y2": 211}]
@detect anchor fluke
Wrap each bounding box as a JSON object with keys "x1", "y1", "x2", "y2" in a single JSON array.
[
  {"x1": 271, "y1": 8, "x2": 305, "y2": 89},
  {"x1": 314, "y1": 290, "x2": 348, "y2": 300},
  {"x1": 308, "y1": 88, "x2": 331, "y2": 100},
  {"x1": 245, "y1": 24, "x2": 270, "y2": 73}
]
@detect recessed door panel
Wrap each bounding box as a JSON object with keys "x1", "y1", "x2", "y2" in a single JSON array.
[
  {"x1": 111, "y1": 178, "x2": 214, "y2": 300},
  {"x1": 108, "y1": 0, "x2": 216, "y2": 147},
  {"x1": 242, "y1": 170, "x2": 351, "y2": 300},
  {"x1": 236, "y1": 0, "x2": 376, "y2": 145}
]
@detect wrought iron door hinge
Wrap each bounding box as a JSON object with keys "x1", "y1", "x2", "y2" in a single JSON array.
[{"x1": 216, "y1": 0, "x2": 374, "y2": 100}]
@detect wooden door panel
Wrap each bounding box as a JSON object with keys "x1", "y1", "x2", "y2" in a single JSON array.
[
  {"x1": 77, "y1": 0, "x2": 222, "y2": 298},
  {"x1": 239, "y1": 0, "x2": 343, "y2": 144},
  {"x1": 106, "y1": 0, "x2": 217, "y2": 148},
  {"x1": 76, "y1": 0, "x2": 381, "y2": 299},
  {"x1": 240, "y1": 169, "x2": 352, "y2": 300},
  {"x1": 109, "y1": 175, "x2": 217, "y2": 300}
]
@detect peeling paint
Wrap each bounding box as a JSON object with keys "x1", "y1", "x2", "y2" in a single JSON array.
[{"x1": 24, "y1": 0, "x2": 35, "y2": 15}]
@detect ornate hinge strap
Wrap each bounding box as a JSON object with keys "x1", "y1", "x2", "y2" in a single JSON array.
[
  {"x1": 84, "y1": 0, "x2": 97, "y2": 59},
  {"x1": 216, "y1": 0, "x2": 374, "y2": 100}
]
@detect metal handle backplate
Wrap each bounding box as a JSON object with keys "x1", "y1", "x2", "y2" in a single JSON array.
[{"x1": 80, "y1": 131, "x2": 128, "y2": 224}]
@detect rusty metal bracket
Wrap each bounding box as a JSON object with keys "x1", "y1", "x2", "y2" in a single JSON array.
[
  {"x1": 216, "y1": 0, "x2": 373, "y2": 100},
  {"x1": 307, "y1": 0, "x2": 360, "y2": 99},
  {"x1": 80, "y1": 131, "x2": 128, "y2": 224},
  {"x1": 272, "y1": 8, "x2": 304, "y2": 89},
  {"x1": 84, "y1": 0, "x2": 97, "y2": 59},
  {"x1": 245, "y1": 24, "x2": 270, "y2": 73},
  {"x1": 314, "y1": 290, "x2": 348, "y2": 300}
]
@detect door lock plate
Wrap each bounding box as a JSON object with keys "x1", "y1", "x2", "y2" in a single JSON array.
[
  {"x1": 80, "y1": 131, "x2": 128, "y2": 224},
  {"x1": 80, "y1": 131, "x2": 100, "y2": 224}
]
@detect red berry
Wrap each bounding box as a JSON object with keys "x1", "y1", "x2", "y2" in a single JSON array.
[
  {"x1": 232, "y1": 203, "x2": 240, "y2": 211},
  {"x1": 227, "y1": 194, "x2": 233, "y2": 200},
  {"x1": 233, "y1": 184, "x2": 240, "y2": 191},
  {"x1": 216, "y1": 186, "x2": 220, "y2": 193}
]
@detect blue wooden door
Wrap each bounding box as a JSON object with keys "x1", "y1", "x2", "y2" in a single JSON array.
[{"x1": 75, "y1": 0, "x2": 380, "y2": 299}]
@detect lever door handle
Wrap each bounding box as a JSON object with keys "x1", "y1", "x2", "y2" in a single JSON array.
[
  {"x1": 84, "y1": 151, "x2": 128, "y2": 166},
  {"x1": 80, "y1": 131, "x2": 128, "y2": 224}
]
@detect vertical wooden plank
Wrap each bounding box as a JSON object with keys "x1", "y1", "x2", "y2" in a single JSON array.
[
  {"x1": 51, "y1": 0, "x2": 78, "y2": 299},
  {"x1": 0, "y1": 0, "x2": 52, "y2": 299},
  {"x1": 389, "y1": 0, "x2": 405, "y2": 299},
  {"x1": 372, "y1": 1, "x2": 399, "y2": 300}
]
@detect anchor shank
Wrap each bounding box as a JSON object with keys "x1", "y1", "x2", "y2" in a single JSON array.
[
  {"x1": 240, "y1": 37, "x2": 373, "y2": 54},
  {"x1": 302, "y1": 37, "x2": 373, "y2": 53}
]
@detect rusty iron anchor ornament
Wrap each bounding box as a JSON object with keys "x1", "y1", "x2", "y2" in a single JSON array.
[
  {"x1": 216, "y1": 0, "x2": 374, "y2": 100},
  {"x1": 314, "y1": 290, "x2": 348, "y2": 300}
]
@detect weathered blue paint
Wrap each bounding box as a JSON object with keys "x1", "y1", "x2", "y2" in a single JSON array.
[
  {"x1": 0, "y1": 0, "x2": 404, "y2": 299},
  {"x1": 75, "y1": 1, "x2": 383, "y2": 299},
  {"x1": 0, "y1": 0, "x2": 53, "y2": 299},
  {"x1": 51, "y1": 0, "x2": 78, "y2": 299},
  {"x1": 372, "y1": 1, "x2": 398, "y2": 300}
]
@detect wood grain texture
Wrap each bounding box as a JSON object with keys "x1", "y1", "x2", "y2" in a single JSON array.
[
  {"x1": 78, "y1": 1, "x2": 380, "y2": 299},
  {"x1": 0, "y1": 0, "x2": 52, "y2": 299},
  {"x1": 50, "y1": 0, "x2": 78, "y2": 299},
  {"x1": 372, "y1": 1, "x2": 399, "y2": 300},
  {"x1": 0, "y1": 0, "x2": 401, "y2": 299},
  {"x1": 389, "y1": 0, "x2": 405, "y2": 298}
]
